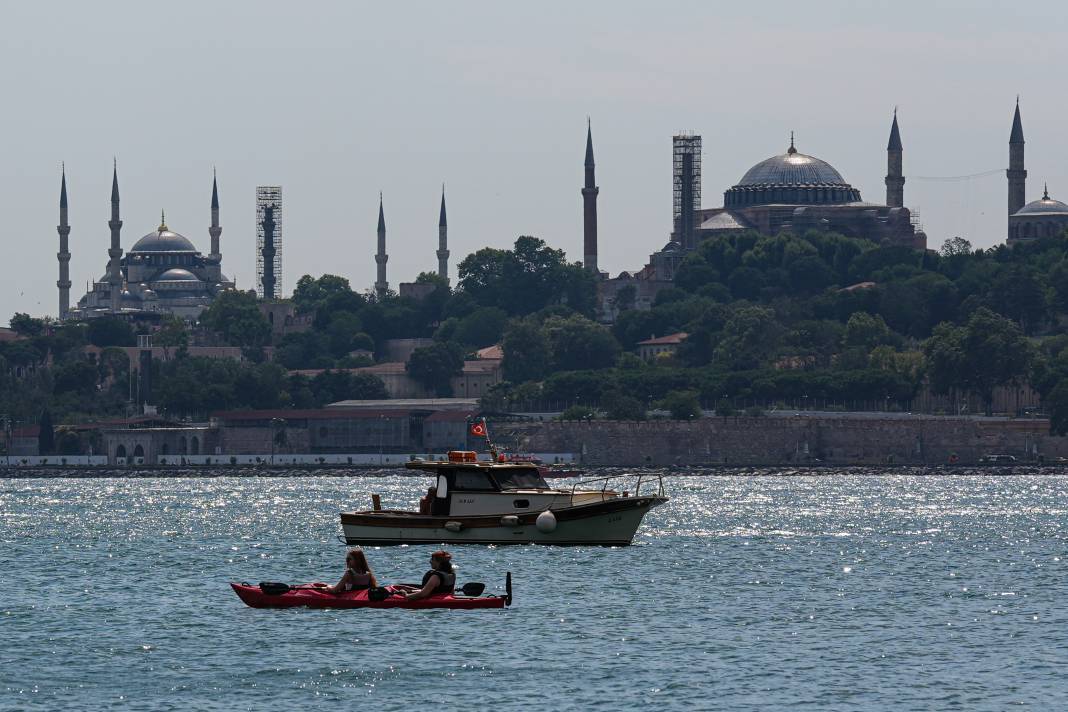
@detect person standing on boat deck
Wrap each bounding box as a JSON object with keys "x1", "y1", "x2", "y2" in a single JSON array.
[
  {"x1": 326, "y1": 548, "x2": 378, "y2": 594},
  {"x1": 403, "y1": 550, "x2": 456, "y2": 601}
]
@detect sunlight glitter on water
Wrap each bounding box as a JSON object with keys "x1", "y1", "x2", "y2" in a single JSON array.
[{"x1": 2, "y1": 472, "x2": 1068, "y2": 709}]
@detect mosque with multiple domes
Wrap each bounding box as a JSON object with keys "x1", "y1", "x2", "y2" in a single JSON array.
[
  {"x1": 59, "y1": 165, "x2": 235, "y2": 321},
  {"x1": 584, "y1": 101, "x2": 1068, "y2": 319},
  {"x1": 52, "y1": 102, "x2": 1068, "y2": 324}
]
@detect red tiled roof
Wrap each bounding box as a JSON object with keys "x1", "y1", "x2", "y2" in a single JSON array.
[
  {"x1": 475, "y1": 345, "x2": 503, "y2": 360},
  {"x1": 637, "y1": 332, "x2": 688, "y2": 346}
]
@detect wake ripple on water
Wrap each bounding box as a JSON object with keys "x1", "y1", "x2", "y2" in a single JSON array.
[{"x1": 1, "y1": 472, "x2": 1067, "y2": 710}]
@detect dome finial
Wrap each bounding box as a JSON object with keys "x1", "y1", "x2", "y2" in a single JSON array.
[
  {"x1": 158, "y1": 209, "x2": 168, "y2": 232},
  {"x1": 1044, "y1": 182, "x2": 1050, "y2": 200},
  {"x1": 788, "y1": 131, "x2": 797, "y2": 154}
]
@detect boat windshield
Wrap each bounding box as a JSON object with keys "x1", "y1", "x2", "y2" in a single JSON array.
[
  {"x1": 492, "y1": 467, "x2": 549, "y2": 490},
  {"x1": 452, "y1": 468, "x2": 497, "y2": 491}
]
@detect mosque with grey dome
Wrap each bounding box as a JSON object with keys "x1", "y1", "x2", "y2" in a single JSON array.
[
  {"x1": 584, "y1": 102, "x2": 1061, "y2": 319},
  {"x1": 60, "y1": 165, "x2": 234, "y2": 321}
]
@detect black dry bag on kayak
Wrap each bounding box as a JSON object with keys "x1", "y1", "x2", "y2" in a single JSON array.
[
  {"x1": 368, "y1": 586, "x2": 390, "y2": 602},
  {"x1": 259, "y1": 582, "x2": 291, "y2": 596}
]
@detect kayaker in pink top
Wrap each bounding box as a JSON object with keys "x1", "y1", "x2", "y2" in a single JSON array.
[{"x1": 325, "y1": 548, "x2": 378, "y2": 594}]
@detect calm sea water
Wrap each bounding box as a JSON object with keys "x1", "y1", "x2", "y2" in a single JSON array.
[{"x1": 2, "y1": 470, "x2": 1067, "y2": 711}]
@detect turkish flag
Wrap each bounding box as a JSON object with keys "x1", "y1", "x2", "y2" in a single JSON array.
[{"x1": 469, "y1": 421, "x2": 487, "y2": 438}]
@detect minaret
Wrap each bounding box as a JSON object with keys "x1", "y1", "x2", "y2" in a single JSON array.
[
  {"x1": 582, "y1": 118, "x2": 599, "y2": 275},
  {"x1": 885, "y1": 109, "x2": 904, "y2": 208},
  {"x1": 1008, "y1": 98, "x2": 1027, "y2": 224},
  {"x1": 437, "y1": 186, "x2": 449, "y2": 283},
  {"x1": 107, "y1": 160, "x2": 124, "y2": 313},
  {"x1": 209, "y1": 169, "x2": 222, "y2": 262},
  {"x1": 57, "y1": 165, "x2": 72, "y2": 320},
  {"x1": 375, "y1": 193, "x2": 388, "y2": 298}
]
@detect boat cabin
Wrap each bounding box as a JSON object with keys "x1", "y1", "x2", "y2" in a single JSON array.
[{"x1": 406, "y1": 459, "x2": 567, "y2": 517}]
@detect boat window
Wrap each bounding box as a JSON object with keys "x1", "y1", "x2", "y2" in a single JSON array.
[
  {"x1": 452, "y1": 469, "x2": 497, "y2": 491},
  {"x1": 513, "y1": 499, "x2": 530, "y2": 509},
  {"x1": 492, "y1": 467, "x2": 549, "y2": 490},
  {"x1": 436, "y1": 474, "x2": 448, "y2": 498}
]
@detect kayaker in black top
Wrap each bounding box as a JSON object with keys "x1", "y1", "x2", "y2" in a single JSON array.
[
  {"x1": 326, "y1": 548, "x2": 379, "y2": 594},
  {"x1": 404, "y1": 550, "x2": 456, "y2": 601}
]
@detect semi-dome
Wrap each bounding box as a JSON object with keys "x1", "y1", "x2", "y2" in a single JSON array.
[
  {"x1": 1015, "y1": 188, "x2": 1068, "y2": 216},
  {"x1": 724, "y1": 139, "x2": 861, "y2": 209},
  {"x1": 156, "y1": 268, "x2": 199, "y2": 281}
]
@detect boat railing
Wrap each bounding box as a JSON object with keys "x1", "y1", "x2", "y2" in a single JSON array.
[{"x1": 568, "y1": 472, "x2": 665, "y2": 504}]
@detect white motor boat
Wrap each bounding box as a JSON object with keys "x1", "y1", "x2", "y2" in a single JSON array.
[{"x1": 339, "y1": 452, "x2": 668, "y2": 546}]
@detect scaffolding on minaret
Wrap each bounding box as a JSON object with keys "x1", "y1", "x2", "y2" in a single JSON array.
[
  {"x1": 672, "y1": 134, "x2": 702, "y2": 250},
  {"x1": 255, "y1": 186, "x2": 283, "y2": 299}
]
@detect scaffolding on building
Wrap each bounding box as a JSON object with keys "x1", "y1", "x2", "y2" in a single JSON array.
[
  {"x1": 672, "y1": 134, "x2": 702, "y2": 249},
  {"x1": 255, "y1": 186, "x2": 283, "y2": 299}
]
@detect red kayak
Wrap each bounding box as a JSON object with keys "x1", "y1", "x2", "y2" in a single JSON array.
[{"x1": 231, "y1": 578, "x2": 511, "y2": 610}]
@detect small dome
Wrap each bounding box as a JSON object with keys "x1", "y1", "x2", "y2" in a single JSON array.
[{"x1": 156, "y1": 268, "x2": 200, "y2": 281}]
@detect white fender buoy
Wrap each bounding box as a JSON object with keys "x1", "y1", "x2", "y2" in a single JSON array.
[
  {"x1": 444, "y1": 521, "x2": 463, "y2": 532},
  {"x1": 500, "y1": 515, "x2": 520, "y2": 527},
  {"x1": 536, "y1": 510, "x2": 557, "y2": 533}
]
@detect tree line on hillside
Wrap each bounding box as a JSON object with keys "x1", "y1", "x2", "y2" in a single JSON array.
[{"x1": 7, "y1": 229, "x2": 1068, "y2": 431}]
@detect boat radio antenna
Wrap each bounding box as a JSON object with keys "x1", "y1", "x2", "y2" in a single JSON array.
[{"x1": 484, "y1": 417, "x2": 500, "y2": 461}]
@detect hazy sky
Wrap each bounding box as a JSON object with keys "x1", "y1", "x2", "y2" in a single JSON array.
[{"x1": 3, "y1": 0, "x2": 1067, "y2": 321}]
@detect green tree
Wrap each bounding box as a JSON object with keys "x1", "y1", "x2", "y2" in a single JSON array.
[
  {"x1": 452, "y1": 307, "x2": 508, "y2": 348},
  {"x1": 87, "y1": 317, "x2": 135, "y2": 347},
  {"x1": 559, "y1": 404, "x2": 597, "y2": 420},
  {"x1": 939, "y1": 236, "x2": 972, "y2": 257},
  {"x1": 10, "y1": 313, "x2": 45, "y2": 337},
  {"x1": 924, "y1": 307, "x2": 1032, "y2": 415},
  {"x1": 844, "y1": 312, "x2": 892, "y2": 350},
  {"x1": 502, "y1": 319, "x2": 551, "y2": 383},
  {"x1": 155, "y1": 316, "x2": 189, "y2": 359},
  {"x1": 714, "y1": 305, "x2": 779, "y2": 370},
  {"x1": 292, "y1": 274, "x2": 353, "y2": 313},
  {"x1": 602, "y1": 392, "x2": 646, "y2": 420},
  {"x1": 457, "y1": 236, "x2": 594, "y2": 317},
  {"x1": 543, "y1": 314, "x2": 620, "y2": 372},
  {"x1": 407, "y1": 342, "x2": 464, "y2": 396},
  {"x1": 660, "y1": 390, "x2": 702, "y2": 419},
  {"x1": 199, "y1": 290, "x2": 271, "y2": 351},
  {"x1": 1048, "y1": 381, "x2": 1068, "y2": 435}
]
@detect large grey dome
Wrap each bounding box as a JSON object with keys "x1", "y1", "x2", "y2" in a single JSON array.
[
  {"x1": 737, "y1": 149, "x2": 849, "y2": 187},
  {"x1": 130, "y1": 224, "x2": 198, "y2": 253},
  {"x1": 1015, "y1": 193, "x2": 1068, "y2": 216},
  {"x1": 724, "y1": 142, "x2": 861, "y2": 209}
]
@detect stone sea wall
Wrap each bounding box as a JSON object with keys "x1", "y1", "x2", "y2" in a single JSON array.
[{"x1": 504, "y1": 415, "x2": 1068, "y2": 466}]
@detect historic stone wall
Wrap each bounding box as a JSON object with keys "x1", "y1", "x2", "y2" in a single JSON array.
[{"x1": 502, "y1": 416, "x2": 1067, "y2": 466}]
